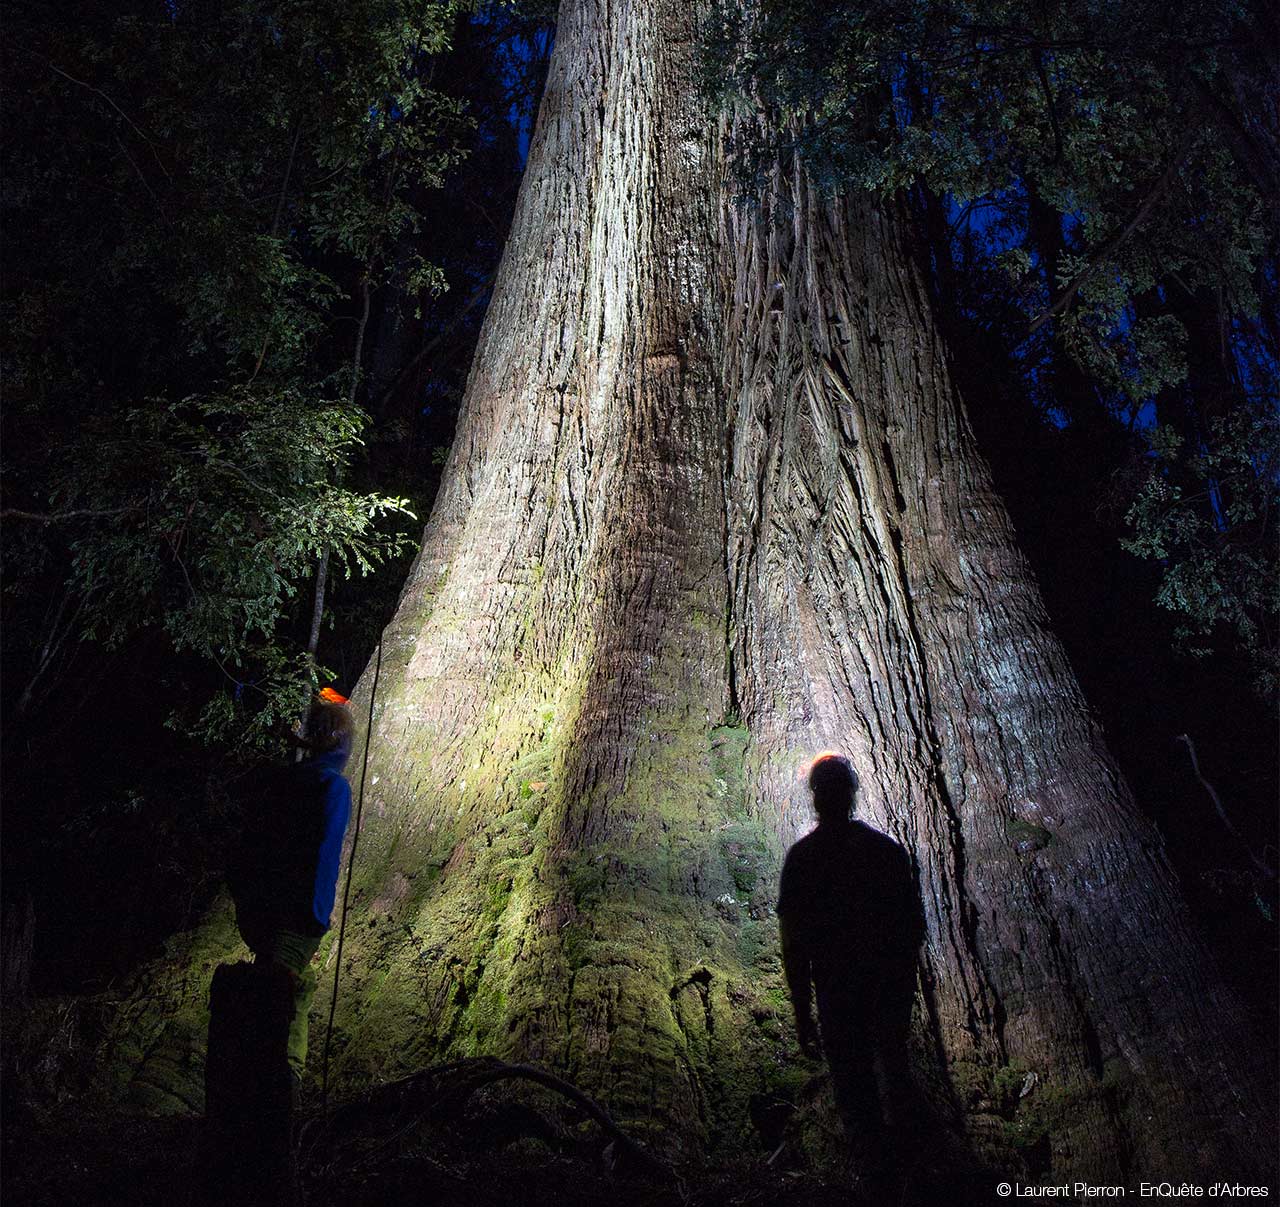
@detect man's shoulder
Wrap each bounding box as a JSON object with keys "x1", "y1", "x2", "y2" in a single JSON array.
[
  {"x1": 850, "y1": 818, "x2": 907, "y2": 857},
  {"x1": 296, "y1": 756, "x2": 349, "y2": 787},
  {"x1": 778, "y1": 829, "x2": 822, "y2": 911},
  {"x1": 784, "y1": 828, "x2": 821, "y2": 856},
  {"x1": 784, "y1": 821, "x2": 897, "y2": 859},
  {"x1": 308, "y1": 765, "x2": 351, "y2": 812}
]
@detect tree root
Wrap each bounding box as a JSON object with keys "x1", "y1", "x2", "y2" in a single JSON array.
[{"x1": 304, "y1": 1057, "x2": 674, "y2": 1183}]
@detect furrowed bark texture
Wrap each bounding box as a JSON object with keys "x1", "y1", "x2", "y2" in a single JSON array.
[
  {"x1": 111, "y1": 0, "x2": 1271, "y2": 1180},
  {"x1": 314, "y1": 0, "x2": 771, "y2": 1146}
]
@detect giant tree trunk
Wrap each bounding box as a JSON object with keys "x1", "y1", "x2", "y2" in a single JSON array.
[
  {"x1": 116, "y1": 0, "x2": 1271, "y2": 1181},
  {"x1": 330, "y1": 0, "x2": 748, "y2": 1141}
]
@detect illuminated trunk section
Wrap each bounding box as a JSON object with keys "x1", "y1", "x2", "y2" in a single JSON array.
[
  {"x1": 325, "y1": 0, "x2": 1269, "y2": 1170},
  {"x1": 118, "y1": 0, "x2": 1270, "y2": 1180},
  {"x1": 329, "y1": 0, "x2": 755, "y2": 1141}
]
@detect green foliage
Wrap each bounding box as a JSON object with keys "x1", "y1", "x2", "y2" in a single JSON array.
[
  {"x1": 2, "y1": 0, "x2": 474, "y2": 745},
  {"x1": 1122, "y1": 409, "x2": 1280, "y2": 695},
  {"x1": 72, "y1": 391, "x2": 411, "y2": 636},
  {"x1": 61, "y1": 389, "x2": 415, "y2": 744},
  {"x1": 706, "y1": 1, "x2": 1269, "y2": 228}
]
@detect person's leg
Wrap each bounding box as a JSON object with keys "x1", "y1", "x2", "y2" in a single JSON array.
[
  {"x1": 828, "y1": 1045, "x2": 881, "y2": 1140},
  {"x1": 236, "y1": 906, "x2": 269, "y2": 961},
  {"x1": 207, "y1": 956, "x2": 295, "y2": 1200},
  {"x1": 817, "y1": 991, "x2": 881, "y2": 1141},
  {"x1": 285, "y1": 964, "x2": 319, "y2": 1080},
  {"x1": 267, "y1": 931, "x2": 322, "y2": 1082},
  {"x1": 873, "y1": 965, "x2": 916, "y2": 1130}
]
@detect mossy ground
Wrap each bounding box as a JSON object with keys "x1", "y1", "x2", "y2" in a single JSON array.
[
  {"x1": 5, "y1": 622, "x2": 1073, "y2": 1189},
  {"x1": 54, "y1": 677, "x2": 803, "y2": 1151}
]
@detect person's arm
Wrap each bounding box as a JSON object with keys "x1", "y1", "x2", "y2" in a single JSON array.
[
  {"x1": 901, "y1": 847, "x2": 926, "y2": 954},
  {"x1": 778, "y1": 845, "x2": 821, "y2": 1059},
  {"x1": 311, "y1": 774, "x2": 352, "y2": 931},
  {"x1": 780, "y1": 912, "x2": 821, "y2": 1058}
]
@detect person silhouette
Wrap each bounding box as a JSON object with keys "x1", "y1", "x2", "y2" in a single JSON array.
[
  {"x1": 228, "y1": 693, "x2": 355, "y2": 1083},
  {"x1": 778, "y1": 753, "x2": 923, "y2": 1149}
]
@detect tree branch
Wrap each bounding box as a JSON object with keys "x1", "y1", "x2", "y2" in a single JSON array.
[
  {"x1": 15, "y1": 589, "x2": 89, "y2": 718},
  {"x1": 249, "y1": 120, "x2": 305, "y2": 383},
  {"x1": 1028, "y1": 145, "x2": 1192, "y2": 336},
  {"x1": 43, "y1": 60, "x2": 172, "y2": 183},
  {"x1": 322, "y1": 1057, "x2": 674, "y2": 1180},
  {"x1": 443, "y1": 1062, "x2": 672, "y2": 1175},
  {"x1": 1, "y1": 506, "x2": 134, "y2": 524},
  {"x1": 1188, "y1": 75, "x2": 1280, "y2": 223},
  {"x1": 374, "y1": 271, "x2": 497, "y2": 413},
  {"x1": 1032, "y1": 51, "x2": 1063, "y2": 166},
  {"x1": 1176, "y1": 733, "x2": 1277, "y2": 880}
]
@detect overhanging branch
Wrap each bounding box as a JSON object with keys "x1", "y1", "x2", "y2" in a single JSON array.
[{"x1": 1028, "y1": 144, "x2": 1192, "y2": 336}]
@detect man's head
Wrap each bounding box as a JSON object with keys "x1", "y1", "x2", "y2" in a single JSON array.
[
  {"x1": 808, "y1": 752, "x2": 858, "y2": 824},
  {"x1": 307, "y1": 697, "x2": 355, "y2": 762}
]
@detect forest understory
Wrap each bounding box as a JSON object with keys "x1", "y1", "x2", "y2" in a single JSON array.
[{"x1": 5, "y1": 1056, "x2": 1000, "y2": 1207}]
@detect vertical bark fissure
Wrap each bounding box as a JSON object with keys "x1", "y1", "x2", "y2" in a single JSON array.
[
  {"x1": 308, "y1": 0, "x2": 767, "y2": 1140},
  {"x1": 877, "y1": 422, "x2": 1007, "y2": 1060}
]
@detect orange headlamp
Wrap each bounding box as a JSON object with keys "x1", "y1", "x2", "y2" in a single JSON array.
[{"x1": 318, "y1": 687, "x2": 349, "y2": 705}]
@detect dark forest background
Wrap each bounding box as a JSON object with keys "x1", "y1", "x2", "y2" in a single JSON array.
[{"x1": 2, "y1": 0, "x2": 1276, "y2": 1103}]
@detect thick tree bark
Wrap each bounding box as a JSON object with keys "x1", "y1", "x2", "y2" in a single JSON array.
[
  {"x1": 326, "y1": 0, "x2": 752, "y2": 1144},
  {"x1": 111, "y1": 0, "x2": 1271, "y2": 1182}
]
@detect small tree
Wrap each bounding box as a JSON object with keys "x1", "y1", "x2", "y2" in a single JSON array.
[{"x1": 3, "y1": 0, "x2": 468, "y2": 742}]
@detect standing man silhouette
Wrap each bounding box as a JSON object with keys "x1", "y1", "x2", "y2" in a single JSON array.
[
  {"x1": 209, "y1": 692, "x2": 354, "y2": 1202},
  {"x1": 228, "y1": 692, "x2": 355, "y2": 1083},
  {"x1": 778, "y1": 753, "x2": 923, "y2": 1149}
]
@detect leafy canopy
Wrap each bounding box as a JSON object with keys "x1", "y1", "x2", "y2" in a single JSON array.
[{"x1": 3, "y1": 0, "x2": 473, "y2": 745}]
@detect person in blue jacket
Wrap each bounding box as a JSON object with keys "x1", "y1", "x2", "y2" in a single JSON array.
[{"x1": 229, "y1": 693, "x2": 354, "y2": 1082}]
